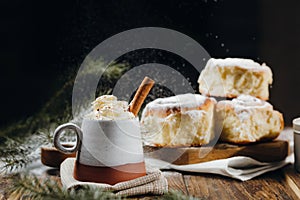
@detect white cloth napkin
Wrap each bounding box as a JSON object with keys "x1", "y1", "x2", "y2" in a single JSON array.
[
  {"x1": 60, "y1": 158, "x2": 168, "y2": 196},
  {"x1": 145, "y1": 154, "x2": 293, "y2": 181}
]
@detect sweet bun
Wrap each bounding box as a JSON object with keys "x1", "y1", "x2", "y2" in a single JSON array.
[
  {"x1": 141, "y1": 93, "x2": 216, "y2": 147},
  {"x1": 198, "y1": 58, "x2": 273, "y2": 100},
  {"x1": 216, "y1": 95, "x2": 284, "y2": 144}
]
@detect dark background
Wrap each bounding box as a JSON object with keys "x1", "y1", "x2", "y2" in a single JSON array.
[{"x1": 0, "y1": 0, "x2": 299, "y2": 128}]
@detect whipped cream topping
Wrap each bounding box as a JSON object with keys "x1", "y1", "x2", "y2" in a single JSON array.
[{"x1": 89, "y1": 95, "x2": 135, "y2": 120}]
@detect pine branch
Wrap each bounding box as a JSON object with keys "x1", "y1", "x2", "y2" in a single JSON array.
[
  {"x1": 5, "y1": 174, "x2": 202, "y2": 200},
  {"x1": 7, "y1": 174, "x2": 121, "y2": 200},
  {"x1": 0, "y1": 124, "x2": 80, "y2": 172},
  {"x1": 0, "y1": 133, "x2": 47, "y2": 172}
]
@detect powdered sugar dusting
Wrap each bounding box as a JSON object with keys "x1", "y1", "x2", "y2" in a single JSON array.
[
  {"x1": 206, "y1": 58, "x2": 271, "y2": 71},
  {"x1": 184, "y1": 109, "x2": 205, "y2": 119},
  {"x1": 232, "y1": 95, "x2": 272, "y2": 121},
  {"x1": 145, "y1": 93, "x2": 215, "y2": 111},
  {"x1": 233, "y1": 95, "x2": 268, "y2": 107}
]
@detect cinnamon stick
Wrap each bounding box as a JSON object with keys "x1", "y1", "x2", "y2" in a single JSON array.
[{"x1": 129, "y1": 77, "x2": 155, "y2": 116}]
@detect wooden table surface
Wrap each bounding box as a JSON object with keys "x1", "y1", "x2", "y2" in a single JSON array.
[
  {"x1": 1, "y1": 128, "x2": 300, "y2": 200},
  {"x1": 150, "y1": 128, "x2": 300, "y2": 199},
  {"x1": 152, "y1": 164, "x2": 300, "y2": 200},
  {"x1": 133, "y1": 128, "x2": 300, "y2": 199}
]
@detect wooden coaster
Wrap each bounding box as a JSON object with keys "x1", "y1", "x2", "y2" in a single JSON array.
[{"x1": 41, "y1": 145, "x2": 76, "y2": 168}]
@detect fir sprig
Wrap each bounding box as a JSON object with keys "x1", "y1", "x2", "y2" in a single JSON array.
[
  {"x1": 5, "y1": 174, "x2": 201, "y2": 200},
  {"x1": 7, "y1": 174, "x2": 121, "y2": 200},
  {"x1": 0, "y1": 132, "x2": 51, "y2": 172}
]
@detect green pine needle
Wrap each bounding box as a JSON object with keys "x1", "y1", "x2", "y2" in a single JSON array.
[
  {"x1": 8, "y1": 174, "x2": 121, "y2": 200},
  {"x1": 4, "y1": 174, "x2": 201, "y2": 200},
  {"x1": 0, "y1": 133, "x2": 50, "y2": 172}
]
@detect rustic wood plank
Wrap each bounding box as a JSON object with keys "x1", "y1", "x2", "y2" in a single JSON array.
[
  {"x1": 281, "y1": 165, "x2": 300, "y2": 198},
  {"x1": 183, "y1": 169, "x2": 299, "y2": 200},
  {"x1": 184, "y1": 174, "x2": 243, "y2": 200},
  {"x1": 163, "y1": 171, "x2": 188, "y2": 195}
]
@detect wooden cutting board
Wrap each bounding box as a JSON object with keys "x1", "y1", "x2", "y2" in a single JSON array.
[
  {"x1": 42, "y1": 140, "x2": 289, "y2": 167},
  {"x1": 144, "y1": 140, "x2": 289, "y2": 165}
]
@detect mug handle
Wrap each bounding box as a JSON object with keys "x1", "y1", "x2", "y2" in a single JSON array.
[{"x1": 53, "y1": 123, "x2": 82, "y2": 154}]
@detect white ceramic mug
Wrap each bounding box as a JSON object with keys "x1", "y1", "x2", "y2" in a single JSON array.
[
  {"x1": 53, "y1": 118, "x2": 146, "y2": 184},
  {"x1": 293, "y1": 117, "x2": 300, "y2": 172}
]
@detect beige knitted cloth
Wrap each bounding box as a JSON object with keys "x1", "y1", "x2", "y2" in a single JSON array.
[{"x1": 60, "y1": 158, "x2": 168, "y2": 197}]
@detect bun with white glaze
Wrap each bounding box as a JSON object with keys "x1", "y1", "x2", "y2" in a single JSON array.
[
  {"x1": 141, "y1": 93, "x2": 216, "y2": 147},
  {"x1": 216, "y1": 95, "x2": 284, "y2": 144},
  {"x1": 198, "y1": 58, "x2": 273, "y2": 100}
]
